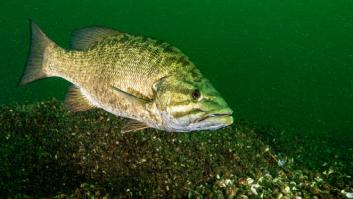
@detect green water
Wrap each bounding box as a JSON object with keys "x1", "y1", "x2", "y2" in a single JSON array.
[{"x1": 1, "y1": 0, "x2": 353, "y2": 138}]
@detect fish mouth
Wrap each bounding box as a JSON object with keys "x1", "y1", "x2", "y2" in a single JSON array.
[
  {"x1": 196, "y1": 109, "x2": 233, "y2": 123},
  {"x1": 208, "y1": 113, "x2": 232, "y2": 117}
]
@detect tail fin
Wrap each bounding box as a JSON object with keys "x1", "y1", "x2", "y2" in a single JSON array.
[{"x1": 19, "y1": 20, "x2": 54, "y2": 85}]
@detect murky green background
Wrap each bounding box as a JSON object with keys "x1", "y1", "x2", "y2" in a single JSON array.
[{"x1": 1, "y1": 0, "x2": 352, "y2": 138}]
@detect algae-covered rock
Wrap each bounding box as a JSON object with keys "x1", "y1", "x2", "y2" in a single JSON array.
[{"x1": 0, "y1": 100, "x2": 352, "y2": 198}]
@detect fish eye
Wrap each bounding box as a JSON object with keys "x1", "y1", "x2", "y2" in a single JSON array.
[{"x1": 191, "y1": 89, "x2": 201, "y2": 100}]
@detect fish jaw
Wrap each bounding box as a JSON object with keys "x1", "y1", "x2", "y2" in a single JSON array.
[
  {"x1": 190, "y1": 109, "x2": 234, "y2": 131},
  {"x1": 156, "y1": 115, "x2": 234, "y2": 132},
  {"x1": 150, "y1": 105, "x2": 234, "y2": 132}
]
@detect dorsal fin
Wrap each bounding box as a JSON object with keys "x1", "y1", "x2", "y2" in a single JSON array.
[
  {"x1": 64, "y1": 85, "x2": 96, "y2": 112},
  {"x1": 71, "y1": 26, "x2": 121, "y2": 50}
]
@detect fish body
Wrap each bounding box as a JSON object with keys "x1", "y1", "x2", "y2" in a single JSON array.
[{"x1": 20, "y1": 21, "x2": 233, "y2": 132}]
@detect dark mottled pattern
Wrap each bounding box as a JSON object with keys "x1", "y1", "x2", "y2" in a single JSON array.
[{"x1": 41, "y1": 26, "x2": 222, "y2": 131}]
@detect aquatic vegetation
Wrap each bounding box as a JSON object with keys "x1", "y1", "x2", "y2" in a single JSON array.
[{"x1": 0, "y1": 100, "x2": 352, "y2": 198}]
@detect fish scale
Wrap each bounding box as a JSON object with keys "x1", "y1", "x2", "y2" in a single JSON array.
[{"x1": 86, "y1": 36, "x2": 185, "y2": 97}]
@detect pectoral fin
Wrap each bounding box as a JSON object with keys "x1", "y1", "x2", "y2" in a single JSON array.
[
  {"x1": 111, "y1": 86, "x2": 151, "y2": 133},
  {"x1": 111, "y1": 85, "x2": 150, "y2": 103},
  {"x1": 122, "y1": 119, "x2": 149, "y2": 133}
]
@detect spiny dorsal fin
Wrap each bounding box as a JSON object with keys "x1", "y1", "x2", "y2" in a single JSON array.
[
  {"x1": 71, "y1": 26, "x2": 121, "y2": 50},
  {"x1": 122, "y1": 119, "x2": 149, "y2": 133},
  {"x1": 64, "y1": 85, "x2": 95, "y2": 112}
]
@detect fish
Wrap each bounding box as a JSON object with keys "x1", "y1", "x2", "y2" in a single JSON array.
[{"x1": 19, "y1": 20, "x2": 234, "y2": 133}]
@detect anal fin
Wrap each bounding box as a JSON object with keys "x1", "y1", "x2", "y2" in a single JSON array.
[
  {"x1": 65, "y1": 86, "x2": 95, "y2": 112},
  {"x1": 122, "y1": 119, "x2": 149, "y2": 133}
]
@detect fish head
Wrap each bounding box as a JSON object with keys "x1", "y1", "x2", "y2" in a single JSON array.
[{"x1": 152, "y1": 74, "x2": 233, "y2": 132}]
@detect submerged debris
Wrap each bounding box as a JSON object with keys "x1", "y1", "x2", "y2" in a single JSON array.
[{"x1": 0, "y1": 99, "x2": 352, "y2": 198}]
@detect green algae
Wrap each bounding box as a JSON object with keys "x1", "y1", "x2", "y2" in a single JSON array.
[{"x1": 0, "y1": 100, "x2": 352, "y2": 198}]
